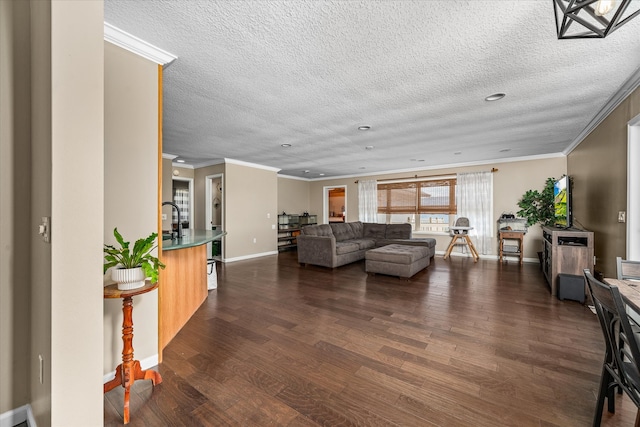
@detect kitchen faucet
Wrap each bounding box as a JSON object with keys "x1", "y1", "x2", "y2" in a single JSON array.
[{"x1": 162, "y1": 201, "x2": 183, "y2": 239}]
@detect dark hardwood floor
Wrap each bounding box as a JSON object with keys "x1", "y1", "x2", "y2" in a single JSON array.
[{"x1": 104, "y1": 252, "x2": 637, "y2": 426}]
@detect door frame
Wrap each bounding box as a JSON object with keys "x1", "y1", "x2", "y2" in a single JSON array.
[
  {"x1": 205, "y1": 173, "x2": 224, "y2": 259},
  {"x1": 323, "y1": 185, "x2": 347, "y2": 224},
  {"x1": 172, "y1": 176, "x2": 194, "y2": 228},
  {"x1": 627, "y1": 113, "x2": 640, "y2": 259}
]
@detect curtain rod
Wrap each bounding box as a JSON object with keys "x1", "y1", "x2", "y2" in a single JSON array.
[{"x1": 354, "y1": 168, "x2": 498, "y2": 184}]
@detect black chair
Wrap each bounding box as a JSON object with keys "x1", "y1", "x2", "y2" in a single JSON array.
[{"x1": 584, "y1": 269, "x2": 640, "y2": 426}]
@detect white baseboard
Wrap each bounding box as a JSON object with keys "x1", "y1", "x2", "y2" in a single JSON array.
[
  {"x1": 434, "y1": 250, "x2": 539, "y2": 264},
  {"x1": 224, "y1": 250, "x2": 278, "y2": 263},
  {"x1": 103, "y1": 354, "x2": 159, "y2": 384},
  {"x1": 0, "y1": 404, "x2": 36, "y2": 427}
]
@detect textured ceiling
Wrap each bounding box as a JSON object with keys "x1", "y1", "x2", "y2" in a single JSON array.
[{"x1": 104, "y1": 0, "x2": 640, "y2": 179}]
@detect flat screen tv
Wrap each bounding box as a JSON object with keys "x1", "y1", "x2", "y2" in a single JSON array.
[{"x1": 554, "y1": 175, "x2": 572, "y2": 228}]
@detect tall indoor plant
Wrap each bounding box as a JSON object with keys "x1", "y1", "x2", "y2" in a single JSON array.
[
  {"x1": 104, "y1": 228, "x2": 165, "y2": 290},
  {"x1": 517, "y1": 177, "x2": 556, "y2": 228}
]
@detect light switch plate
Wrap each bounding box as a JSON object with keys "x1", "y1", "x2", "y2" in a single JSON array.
[{"x1": 619, "y1": 211, "x2": 626, "y2": 223}]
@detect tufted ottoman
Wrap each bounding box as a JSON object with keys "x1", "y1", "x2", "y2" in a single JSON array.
[{"x1": 365, "y1": 244, "x2": 430, "y2": 279}]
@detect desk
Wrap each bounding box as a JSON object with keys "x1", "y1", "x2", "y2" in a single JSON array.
[
  {"x1": 604, "y1": 278, "x2": 640, "y2": 313},
  {"x1": 499, "y1": 230, "x2": 525, "y2": 264},
  {"x1": 104, "y1": 281, "x2": 162, "y2": 424}
]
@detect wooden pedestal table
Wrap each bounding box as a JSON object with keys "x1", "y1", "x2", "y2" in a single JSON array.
[{"x1": 104, "y1": 281, "x2": 162, "y2": 424}]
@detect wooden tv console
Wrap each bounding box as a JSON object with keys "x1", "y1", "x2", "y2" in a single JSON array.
[{"x1": 542, "y1": 227, "x2": 594, "y2": 297}]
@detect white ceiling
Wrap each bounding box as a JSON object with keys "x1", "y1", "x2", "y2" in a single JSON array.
[{"x1": 104, "y1": 0, "x2": 640, "y2": 179}]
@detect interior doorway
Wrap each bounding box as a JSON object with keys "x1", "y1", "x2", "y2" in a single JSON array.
[
  {"x1": 324, "y1": 186, "x2": 347, "y2": 224},
  {"x1": 172, "y1": 177, "x2": 194, "y2": 231},
  {"x1": 205, "y1": 174, "x2": 224, "y2": 260},
  {"x1": 628, "y1": 114, "x2": 640, "y2": 259}
]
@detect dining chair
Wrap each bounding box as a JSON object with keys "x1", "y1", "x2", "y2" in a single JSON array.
[
  {"x1": 617, "y1": 257, "x2": 640, "y2": 281},
  {"x1": 584, "y1": 269, "x2": 640, "y2": 427}
]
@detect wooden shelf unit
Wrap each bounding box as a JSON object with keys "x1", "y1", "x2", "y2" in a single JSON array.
[
  {"x1": 499, "y1": 230, "x2": 525, "y2": 264},
  {"x1": 542, "y1": 226, "x2": 594, "y2": 297},
  {"x1": 278, "y1": 214, "x2": 316, "y2": 251}
]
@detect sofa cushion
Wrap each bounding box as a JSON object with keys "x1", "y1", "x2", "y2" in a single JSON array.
[
  {"x1": 335, "y1": 241, "x2": 360, "y2": 255},
  {"x1": 385, "y1": 223, "x2": 412, "y2": 239},
  {"x1": 350, "y1": 238, "x2": 377, "y2": 250},
  {"x1": 348, "y1": 221, "x2": 364, "y2": 238},
  {"x1": 301, "y1": 224, "x2": 333, "y2": 237},
  {"x1": 331, "y1": 222, "x2": 356, "y2": 242},
  {"x1": 363, "y1": 223, "x2": 387, "y2": 239}
]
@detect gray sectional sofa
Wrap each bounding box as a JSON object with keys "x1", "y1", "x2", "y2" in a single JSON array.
[{"x1": 296, "y1": 221, "x2": 436, "y2": 269}]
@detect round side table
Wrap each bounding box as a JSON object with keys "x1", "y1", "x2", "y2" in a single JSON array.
[{"x1": 104, "y1": 281, "x2": 162, "y2": 424}]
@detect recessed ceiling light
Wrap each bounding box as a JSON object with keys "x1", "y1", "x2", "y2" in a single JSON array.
[
  {"x1": 358, "y1": 126, "x2": 371, "y2": 131},
  {"x1": 365, "y1": 146, "x2": 374, "y2": 150},
  {"x1": 176, "y1": 159, "x2": 185, "y2": 163},
  {"x1": 281, "y1": 143, "x2": 291, "y2": 147},
  {"x1": 499, "y1": 148, "x2": 511, "y2": 152},
  {"x1": 485, "y1": 93, "x2": 506, "y2": 102},
  {"x1": 319, "y1": 173, "x2": 325, "y2": 176},
  {"x1": 417, "y1": 159, "x2": 425, "y2": 162},
  {"x1": 454, "y1": 151, "x2": 462, "y2": 155}
]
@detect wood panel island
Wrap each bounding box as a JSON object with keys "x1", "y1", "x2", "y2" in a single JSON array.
[{"x1": 159, "y1": 229, "x2": 225, "y2": 353}]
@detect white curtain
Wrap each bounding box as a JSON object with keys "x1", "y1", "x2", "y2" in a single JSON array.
[
  {"x1": 456, "y1": 172, "x2": 493, "y2": 255},
  {"x1": 173, "y1": 188, "x2": 189, "y2": 224},
  {"x1": 358, "y1": 180, "x2": 378, "y2": 222}
]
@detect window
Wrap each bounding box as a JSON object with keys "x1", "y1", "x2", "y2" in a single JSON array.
[{"x1": 377, "y1": 178, "x2": 457, "y2": 232}]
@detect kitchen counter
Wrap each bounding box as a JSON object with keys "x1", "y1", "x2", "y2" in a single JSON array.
[
  {"x1": 162, "y1": 229, "x2": 226, "y2": 251},
  {"x1": 158, "y1": 228, "x2": 226, "y2": 356}
]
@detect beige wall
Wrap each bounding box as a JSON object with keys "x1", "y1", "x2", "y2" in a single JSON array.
[
  {"x1": 224, "y1": 163, "x2": 278, "y2": 259},
  {"x1": 50, "y1": 1, "x2": 104, "y2": 425},
  {"x1": 569, "y1": 86, "x2": 640, "y2": 277},
  {"x1": 30, "y1": 0, "x2": 53, "y2": 423},
  {"x1": 277, "y1": 176, "x2": 310, "y2": 215},
  {"x1": 309, "y1": 157, "x2": 567, "y2": 260},
  {"x1": 104, "y1": 42, "x2": 159, "y2": 376},
  {"x1": 0, "y1": 0, "x2": 32, "y2": 413}
]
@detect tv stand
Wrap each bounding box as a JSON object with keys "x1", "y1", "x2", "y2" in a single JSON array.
[{"x1": 542, "y1": 227, "x2": 594, "y2": 297}]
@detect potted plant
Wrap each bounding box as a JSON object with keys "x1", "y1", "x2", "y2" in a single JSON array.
[
  {"x1": 517, "y1": 177, "x2": 556, "y2": 228},
  {"x1": 517, "y1": 177, "x2": 556, "y2": 267},
  {"x1": 104, "y1": 228, "x2": 165, "y2": 290}
]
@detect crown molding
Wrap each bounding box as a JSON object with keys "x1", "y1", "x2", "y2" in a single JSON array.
[
  {"x1": 277, "y1": 174, "x2": 312, "y2": 181},
  {"x1": 104, "y1": 22, "x2": 177, "y2": 66},
  {"x1": 224, "y1": 158, "x2": 281, "y2": 172},
  {"x1": 564, "y1": 65, "x2": 640, "y2": 155},
  {"x1": 306, "y1": 152, "x2": 566, "y2": 182},
  {"x1": 172, "y1": 163, "x2": 194, "y2": 169}
]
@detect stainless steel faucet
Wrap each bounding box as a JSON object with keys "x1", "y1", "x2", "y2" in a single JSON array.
[{"x1": 162, "y1": 201, "x2": 182, "y2": 239}]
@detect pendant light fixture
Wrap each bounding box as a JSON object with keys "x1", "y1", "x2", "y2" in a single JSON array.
[{"x1": 553, "y1": 0, "x2": 640, "y2": 39}]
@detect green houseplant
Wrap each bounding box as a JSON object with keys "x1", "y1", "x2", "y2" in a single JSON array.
[
  {"x1": 517, "y1": 177, "x2": 556, "y2": 228},
  {"x1": 104, "y1": 228, "x2": 165, "y2": 290}
]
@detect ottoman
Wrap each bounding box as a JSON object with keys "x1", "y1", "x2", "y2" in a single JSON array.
[{"x1": 365, "y1": 244, "x2": 430, "y2": 279}]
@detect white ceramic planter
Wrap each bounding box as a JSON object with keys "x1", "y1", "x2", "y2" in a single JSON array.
[{"x1": 112, "y1": 266, "x2": 146, "y2": 290}]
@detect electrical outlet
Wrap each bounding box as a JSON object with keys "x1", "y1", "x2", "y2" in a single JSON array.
[
  {"x1": 618, "y1": 211, "x2": 626, "y2": 223},
  {"x1": 162, "y1": 214, "x2": 167, "y2": 220},
  {"x1": 271, "y1": 224, "x2": 276, "y2": 229},
  {"x1": 253, "y1": 237, "x2": 257, "y2": 243},
  {"x1": 267, "y1": 213, "x2": 270, "y2": 219}
]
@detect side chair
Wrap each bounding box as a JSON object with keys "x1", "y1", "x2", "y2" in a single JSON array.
[
  {"x1": 617, "y1": 256, "x2": 640, "y2": 281},
  {"x1": 584, "y1": 269, "x2": 640, "y2": 427}
]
